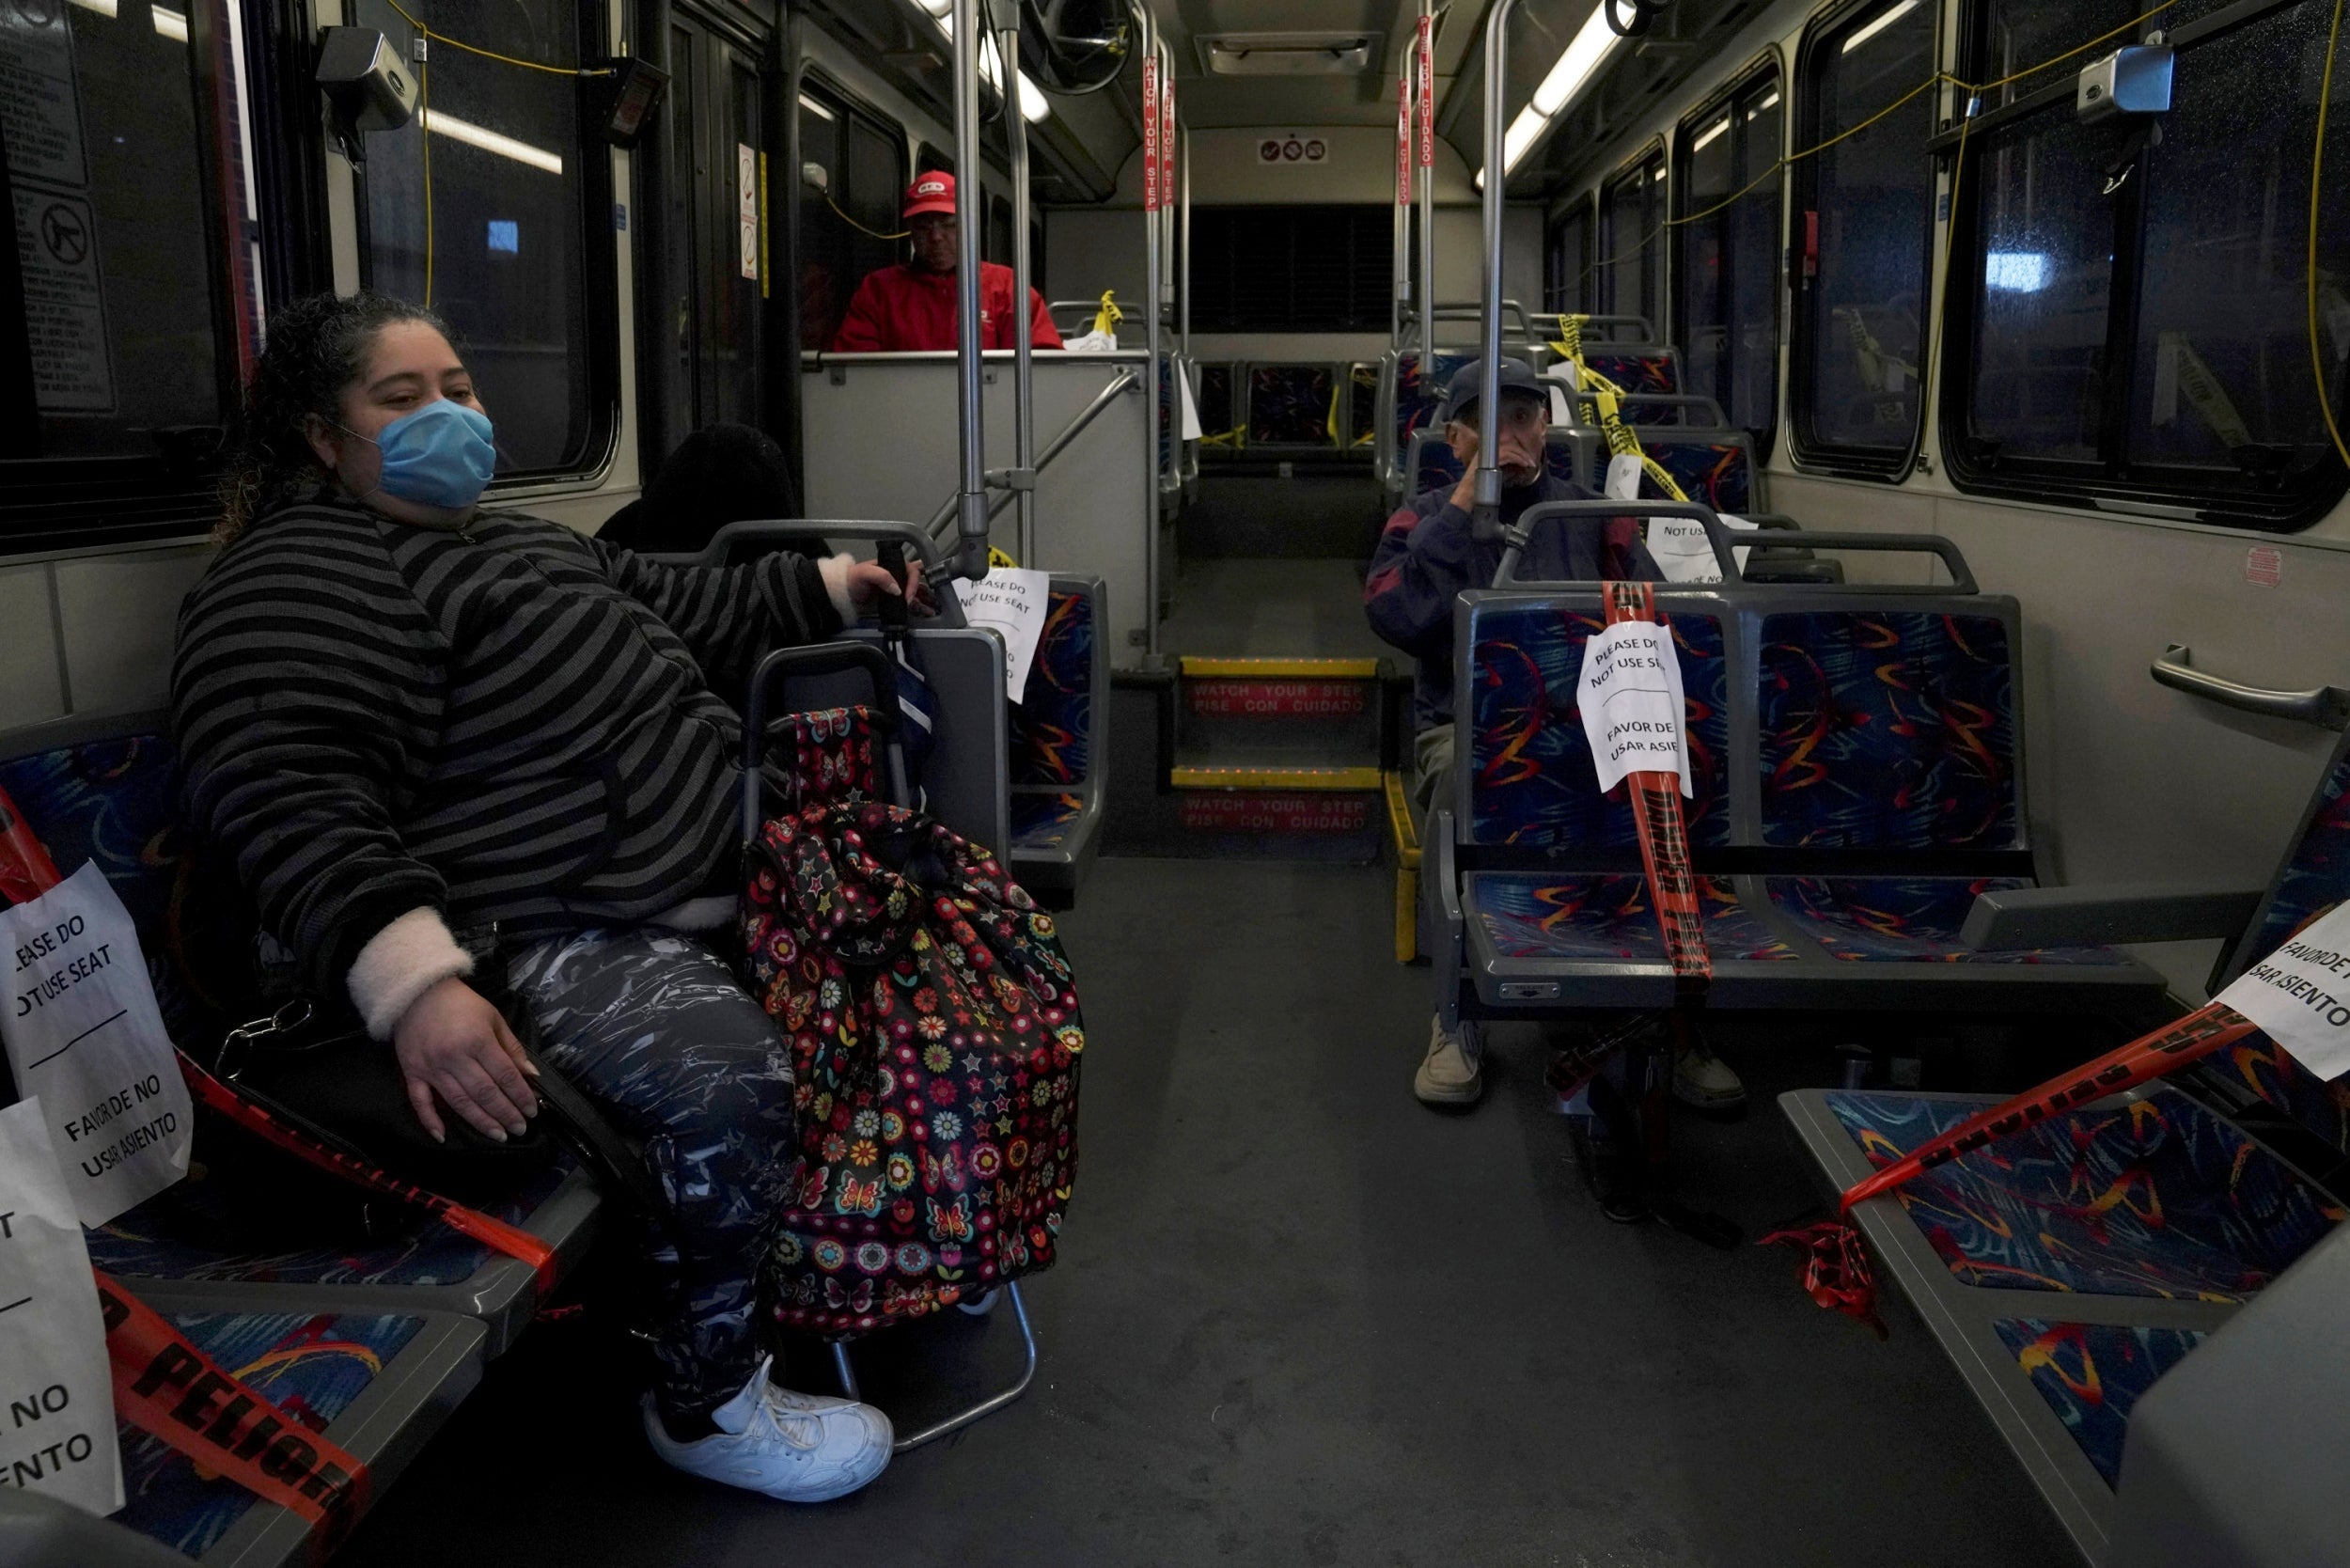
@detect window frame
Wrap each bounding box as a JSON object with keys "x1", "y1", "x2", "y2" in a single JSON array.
[
  {"x1": 1786, "y1": 0, "x2": 1941, "y2": 483},
  {"x1": 350, "y1": 0, "x2": 624, "y2": 497},
  {"x1": 1936, "y1": 0, "x2": 2350, "y2": 530},
  {"x1": 1671, "y1": 52, "x2": 1786, "y2": 462},
  {"x1": 1596, "y1": 139, "x2": 1668, "y2": 335},
  {"x1": 1544, "y1": 195, "x2": 1593, "y2": 317},
  {"x1": 0, "y1": 0, "x2": 291, "y2": 556}
]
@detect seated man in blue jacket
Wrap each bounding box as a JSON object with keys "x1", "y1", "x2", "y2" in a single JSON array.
[{"x1": 1363, "y1": 356, "x2": 1743, "y2": 1114}]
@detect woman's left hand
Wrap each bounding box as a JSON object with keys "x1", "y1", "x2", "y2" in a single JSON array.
[{"x1": 840, "y1": 557, "x2": 926, "y2": 609}]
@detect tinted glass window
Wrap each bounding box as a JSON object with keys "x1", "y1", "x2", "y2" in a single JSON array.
[
  {"x1": 1599, "y1": 152, "x2": 1664, "y2": 332},
  {"x1": 1545, "y1": 201, "x2": 1590, "y2": 315},
  {"x1": 1676, "y1": 71, "x2": 1782, "y2": 448},
  {"x1": 1796, "y1": 0, "x2": 1934, "y2": 462},
  {"x1": 797, "y1": 87, "x2": 904, "y2": 354},
  {"x1": 1, "y1": 0, "x2": 259, "y2": 466},
  {"x1": 2125, "y1": 6, "x2": 2350, "y2": 487},
  {"x1": 356, "y1": 0, "x2": 603, "y2": 477},
  {"x1": 1191, "y1": 207, "x2": 1392, "y2": 332}
]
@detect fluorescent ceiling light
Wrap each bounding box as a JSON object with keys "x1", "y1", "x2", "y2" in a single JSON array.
[
  {"x1": 421, "y1": 108, "x2": 564, "y2": 176},
  {"x1": 918, "y1": 0, "x2": 950, "y2": 11},
  {"x1": 1532, "y1": 5, "x2": 1622, "y2": 116},
  {"x1": 1841, "y1": 0, "x2": 1919, "y2": 55},
  {"x1": 935, "y1": 9, "x2": 1050, "y2": 121},
  {"x1": 1501, "y1": 102, "x2": 1547, "y2": 174},
  {"x1": 67, "y1": 0, "x2": 118, "y2": 16},
  {"x1": 1018, "y1": 72, "x2": 1050, "y2": 121},
  {"x1": 1755, "y1": 89, "x2": 1781, "y2": 112},
  {"x1": 1688, "y1": 117, "x2": 1729, "y2": 152},
  {"x1": 151, "y1": 3, "x2": 186, "y2": 38}
]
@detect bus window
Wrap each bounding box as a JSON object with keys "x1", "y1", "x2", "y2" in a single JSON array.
[
  {"x1": 1, "y1": 0, "x2": 258, "y2": 496},
  {"x1": 797, "y1": 83, "x2": 906, "y2": 354},
  {"x1": 987, "y1": 192, "x2": 1014, "y2": 266},
  {"x1": 1792, "y1": 0, "x2": 1934, "y2": 472},
  {"x1": 1545, "y1": 198, "x2": 1591, "y2": 317},
  {"x1": 1190, "y1": 207, "x2": 1391, "y2": 332},
  {"x1": 1949, "y1": 0, "x2": 2350, "y2": 525},
  {"x1": 1598, "y1": 148, "x2": 1664, "y2": 329},
  {"x1": 1675, "y1": 68, "x2": 1782, "y2": 454},
  {"x1": 353, "y1": 0, "x2": 609, "y2": 478}
]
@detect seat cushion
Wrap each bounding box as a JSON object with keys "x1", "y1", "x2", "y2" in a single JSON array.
[
  {"x1": 118, "y1": 1308, "x2": 426, "y2": 1558},
  {"x1": 1826, "y1": 1089, "x2": 2342, "y2": 1301},
  {"x1": 1992, "y1": 1319, "x2": 2208, "y2": 1488},
  {"x1": 1757, "y1": 611, "x2": 2020, "y2": 849},
  {"x1": 1009, "y1": 792, "x2": 1086, "y2": 854},
  {"x1": 1395, "y1": 351, "x2": 1469, "y2": 449},
  {"x1": 1467, "y1": 603, "x2": 1732, "y2": 848},
  {"x1": 88, "y1": 1162, "x2": 570, "y2": 1288},
  {"x1": 1009, "y1": 589, "x2": 1094, "y2": 788},
  {"x1": 1467, "y1": 872, "x2": 1797, "y2": 963},
  {"x1": 1767, "y1": 876, "x2": 2132, "y2": 964}
]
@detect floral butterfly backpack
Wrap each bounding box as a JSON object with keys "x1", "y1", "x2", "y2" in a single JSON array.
[{"x1": 742, "y1": 701, "x2": 1084, "y2": 1339}]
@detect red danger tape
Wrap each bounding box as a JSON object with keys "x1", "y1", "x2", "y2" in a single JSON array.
[
  {"x1": 1762, "y1": 1000, "x2": 2261, "y2": 1333},
  {"x1": 1604, "y1": 582, "x2": 1710, "y2": 991},
  {"x1": 99, "y1": 1272, "x2": 370, "y2": 1555}
]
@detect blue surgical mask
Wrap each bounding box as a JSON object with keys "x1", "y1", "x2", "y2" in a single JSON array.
[{"x1": 347, "y1": 399, "x2": 497, "y2": 510}]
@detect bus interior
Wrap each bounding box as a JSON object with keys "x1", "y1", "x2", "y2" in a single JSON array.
[{"x1": 5, "y1": 0, "x2": 2350, "y2": 1562}]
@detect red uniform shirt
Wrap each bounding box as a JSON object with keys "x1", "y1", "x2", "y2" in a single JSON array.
[{"x1": 831, "y1": 262, "x2": 1064, "y2": 353}]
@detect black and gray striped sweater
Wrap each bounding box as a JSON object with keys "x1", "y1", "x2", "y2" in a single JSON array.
[{"x1": 171, "y1": 500, "x2": 843, "y2": 996}]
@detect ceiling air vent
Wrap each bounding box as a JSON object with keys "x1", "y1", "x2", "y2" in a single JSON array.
[{"x1": 1197, "y1": 32, "x2": 1380, "y2": 76}]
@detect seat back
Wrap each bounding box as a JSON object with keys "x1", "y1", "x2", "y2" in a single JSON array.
[
  {"x1": 1640, "y1": 429, "x2": 1760, "y2": 514},
  {"x1": 1246, "y1": 363, "x2": 1340, "y2": 447},
  {"x1": 1580, "y1": 347, "x2": 1683, "y2": 413},
  {"x1": 1754, "y1": 607, "x2": 2023, "y2": 852},
  {"x1": 1457, "y1": 592, "x2": 1736, "y2": 851},
  {"x1": 1009, "y1": 578, "x2": 1104, "y2": 792},
  {"x1": 1404, "y1": 429, "x2": 1590, "y2": 502},
  {"x1": 2210, "y1": 728, "x2": 2350, "y2": 1153}
]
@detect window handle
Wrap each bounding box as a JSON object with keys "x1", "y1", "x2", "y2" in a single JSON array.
[{"x1": 2152, "y1": 644, "x2": 2350, "y2": 730}]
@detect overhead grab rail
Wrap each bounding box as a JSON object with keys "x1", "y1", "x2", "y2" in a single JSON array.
[{"x1": 2152, "y1": 645, "x2": 2350, "y2": 731}]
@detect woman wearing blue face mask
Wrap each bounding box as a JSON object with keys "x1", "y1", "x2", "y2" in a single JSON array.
[{"x1": 176, "y1": 291, "x2": 915, "y2": 1504}]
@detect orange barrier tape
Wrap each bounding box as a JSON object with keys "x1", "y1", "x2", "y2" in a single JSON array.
[
  {"x1": 176, "y1": 1053, "x2": 557, "y2": 1296},
  {"x1": 1762, "y1": 1000, "x2": 2261, "y2": 1334},
  {"x1": 0, "y1": 785, "x2": 61, "y2": 904},
  {"x1": 1605, "y1": 582, "x2": 1711, "y2": 994},
  {"x1": 99, "y1": 1270, "x2": 370, "y2": 1556}
]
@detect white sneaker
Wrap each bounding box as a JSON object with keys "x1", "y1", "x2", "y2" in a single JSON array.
[
  {"x1": 1414, "y1": 1015, "x2": 1483, "y2": 1105},
  {"x1": 643, "y1": 1356, "x2": 892, "y2": 1502},
  {"x1": 1671, "y1": 1038, "x2": 1747, "y2": 1112}
]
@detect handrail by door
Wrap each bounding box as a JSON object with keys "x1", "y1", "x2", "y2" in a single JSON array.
[{"x1": 2152, "y1": 645, "x2": 2350, "y2": 731}]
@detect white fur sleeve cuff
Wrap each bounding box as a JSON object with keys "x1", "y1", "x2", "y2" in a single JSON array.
[
  {"x1": 348, "y1": 907, "x2": 476, "y2": 1041},
  {"x1": 816, "y1": 553, "x2": 858, "y2": 621}
]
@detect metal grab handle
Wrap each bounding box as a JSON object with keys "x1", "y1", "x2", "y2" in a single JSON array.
[
  {"x1": 699, "y1": 520, "x2": 967, "y2": 631},
  {"x1": 1494, "y1": 499, "x2": 1741, "y2": 588},
  {"x1": 1762, "y1": 531, "x2": 1979, "y2": 594},
  {"x1": 2152, "y1": 645, "x2": 2350, "y2": 731},
  {"x1": 742, "y1": 641, "x2": 905, "y2": 844}
]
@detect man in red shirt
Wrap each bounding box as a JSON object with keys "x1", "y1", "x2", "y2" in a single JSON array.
[{"x1": 831, "y1": 173, "x2": 1063, "y2": 353}]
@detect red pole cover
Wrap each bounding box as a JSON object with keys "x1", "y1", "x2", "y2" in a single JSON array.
[
  {"x1": 1142, "y1": 55, "x2": 1160, "y2": 213},
  {"x1": 1396, "y1": 70, "x2": 1412, "y2": 204},
  {"x1": 1418, "y1": 16, "x2": 1435, "y2": 167}
]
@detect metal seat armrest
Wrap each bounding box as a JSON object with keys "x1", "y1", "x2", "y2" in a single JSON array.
[
  {"x1": 1431, "y1": 809, "x2": 1468, "y2": 1027},
  {"x1": 1959, "y1": 881, "x2": 2267, "y2": 950}
]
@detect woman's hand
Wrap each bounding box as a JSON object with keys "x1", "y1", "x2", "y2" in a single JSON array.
[
  {"x1": 839, "y1": 557, "x2": 927, "y2": 610},
  {"x1": 392, "y1": 977, "x2": 540, "y2": 1142}
]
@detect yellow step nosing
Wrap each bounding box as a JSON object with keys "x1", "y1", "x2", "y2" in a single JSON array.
[
  {"x1": 1179, "y1": 656, "x2": 1382, "y2": 681},
  {"x1": 1167, "y1": 765, "x2": 1385, "y2": 792}
]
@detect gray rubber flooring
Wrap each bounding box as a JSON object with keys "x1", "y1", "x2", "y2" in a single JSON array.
[
  {"x1": 338, "y1": 858, "x2": 2077, "y2": 1568},
  {"x1": 1161, "y1": 557, "x2": 1391, "y2": 664}
]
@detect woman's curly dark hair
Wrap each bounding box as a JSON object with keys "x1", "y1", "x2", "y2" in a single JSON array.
[{"x1": 216, "y1": 290, "x2": 461, "y2": 544}]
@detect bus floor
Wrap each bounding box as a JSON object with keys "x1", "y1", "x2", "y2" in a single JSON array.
[
  {"x1": 337, "y1": 857, "x2": 2078, "y2": 1568},
  {"x1": 1160, "y1": 556, "x2": 1388, "y2": 662}
]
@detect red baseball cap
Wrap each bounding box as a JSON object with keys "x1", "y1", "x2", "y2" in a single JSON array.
[{"x1": 903, "y1": 172, "x2": 957, "y2": 220}]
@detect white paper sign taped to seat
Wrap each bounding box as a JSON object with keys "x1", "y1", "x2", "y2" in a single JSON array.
[
  {"x1": 0, "y1": 863, "x2": 192, "y2": 1227},
  {"x1": 0, "y1": 1097, "x2": 123, "y2": 1514},
  {"x1": 1177, "y1": 366, "x2": 1203, "y2": 441},
  {"x1": 1604, "y1": 452, "x2": 1641, "y2": 501},
  {"x1": 2216, "y1": 902, "x2": 2350, "y2": 1081},
  {"x1": 1575, "y1": 619, "x2": 1691, "y2": 797},
  {"x1": 1647, "y1": 512, "x2": 1758, "y2": 584},
  {"x1": 951, "y1": 568, "x2": 1053, "y2": 702}
]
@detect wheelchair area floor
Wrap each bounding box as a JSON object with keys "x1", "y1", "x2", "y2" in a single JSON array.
[{"x1": 338, "y1": 857, "x2": 2077, "y2": 1568}]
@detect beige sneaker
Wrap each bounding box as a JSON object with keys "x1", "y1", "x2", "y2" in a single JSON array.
[
  {"x1": 1414, "y1": 1016, "x2": 1483, "y2": 1106},
  {"x1": 1671, "y1": 1037, "x2": 1747, "y2": 1111}
]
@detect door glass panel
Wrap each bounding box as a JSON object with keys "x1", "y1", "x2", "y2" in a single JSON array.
[
  {"x1": 667, "y1": 21, "x2": 699, "y2": 438},
  {"x1": 355, "y1": 0, "x2": 596, "y2": 475},
  {"x1": 1800, "y1": 0, "x2": 1933, "y2": 456},
  {"x1": 719, "y1": 48, "x2": 761, "y2": 424},
  {"x1": 1, "y1": 0, "x2": 258, "y2": 461}
]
